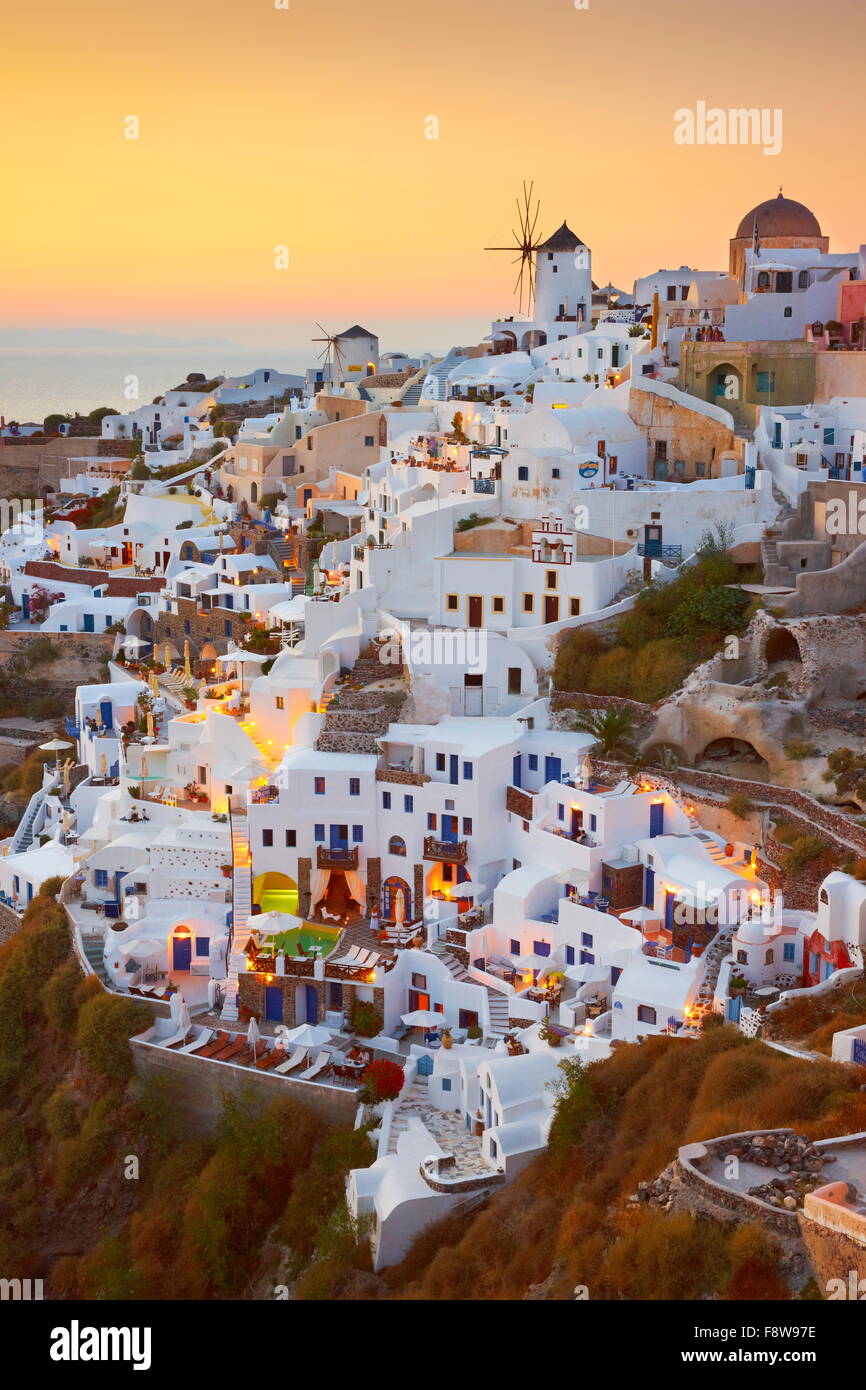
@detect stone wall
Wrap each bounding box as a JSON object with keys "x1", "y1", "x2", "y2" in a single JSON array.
[{"x1": 130, "y1": 1038, "x2": 358, "y2": 1134}]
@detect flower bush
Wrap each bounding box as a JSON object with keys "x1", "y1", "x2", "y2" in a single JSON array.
[{"x1": 360, "y1": 1058, "x2": 404, "y2": 1105}]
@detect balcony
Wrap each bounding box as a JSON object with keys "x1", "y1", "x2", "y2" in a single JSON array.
[
  {"x1": 637, "y1": 541, "x2": 682, "y2": 562},
  {"x1": 317, "y1": 844, "x2": 359, "y2": 870},
  {"x1": 423, "y1": 835, "x2": 468, "y2": 864}
]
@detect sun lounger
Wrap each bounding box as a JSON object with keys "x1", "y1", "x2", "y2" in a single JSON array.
[
  {"x1": 297, "y1": 1049, "x2": 332, "y2": 1081},
  {"x1": 274, "y1": 1046, "x2": 308, "y2": 1075},
  {"x1": 212, "y1": 1037, "x2": 247, "y2": 1062},
  {"x1": 180, "y1": 1029, "x2": 215, "y2": 1054},
  {"x1": 235, "y1": 1040, "x2": 268, "y2": 1067},
  {"x1": 164, "y1": 1026, "x2": 194, "y2": 1049},
  {"x1": 256, "y1": 1046, "x2": 287, "y2": 1070},
  {"x1": 198, "y1": 1031, "x2": 232, "y2": 1058}
]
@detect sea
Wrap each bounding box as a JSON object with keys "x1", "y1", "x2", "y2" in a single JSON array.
[{"x1": 0, "y1": 348, "x2": 313, "y2": 423}]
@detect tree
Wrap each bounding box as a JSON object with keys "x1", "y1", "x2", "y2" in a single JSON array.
[
  {"x1": 570, "y1": 706, "x2": 638, "y2": 759},
  {"x1": 360, "y1": 1059, "x2": 404, "y2": 1105}
]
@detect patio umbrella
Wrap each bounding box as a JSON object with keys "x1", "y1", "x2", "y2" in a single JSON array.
[
  {"x1": 149, "y1": 670, "x2": 159, "y2": 697},
  {"x1": 515, "y1": 953, "x2": 553, "y2": 973},
  {"x1": 146, "y1": 711, "x2": 155, "y2": 738},
  {"x1": 170, "y1": 990, "x2": 188, "y2": 1025},
  {"x1": 119, "y1": 937, "x2": 165, "y2": 958},
  {"x1": 401, "y1": 1009, "x2": 444, "y2": 1028},
  {"x1": 163, "y1": 644, "x2": 172, "y2": 669},
  {"x1": 255, "y1": 909, "x2": 302, "y2": 935},
  {"x1": 454, "y1": 879, "x2": 482, "y2": 898},
  {"x1": 620, "y1": 906, "x2": 660, "y2": 924},
  {"x1": 40, "y1": 738, "x2": 72, "y2": 771},
  {"x1": 246, "y1": 1016, "x2": 261, "y2": 1049},
  {"x1": 183, "y1": 640, "x2": 192, "y2": 680},
  {"x1": 282, "y1": 1022, "x2": 332, "y2": 1048},
  {"x1": 566, "y1": 963, "x2": 608, "y2": 985},
  {"x1": 555, "y1": 868, "x2": 589, "y2": 889}
]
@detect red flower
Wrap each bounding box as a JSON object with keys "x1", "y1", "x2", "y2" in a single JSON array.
[{"x1": 361, "y1": 1058, "x2": 404, "y2": 1104}]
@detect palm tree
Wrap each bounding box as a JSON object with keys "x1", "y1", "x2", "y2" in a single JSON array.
[{"x1": 570, "y1": 707, "x2": 638, "y2": 759}]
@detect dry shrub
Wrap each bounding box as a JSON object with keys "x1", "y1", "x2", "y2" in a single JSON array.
[{"x1": 720, "y1": 1224, "x2": 789, "y2": 1301}]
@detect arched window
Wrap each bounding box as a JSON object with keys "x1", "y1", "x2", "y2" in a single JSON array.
[
  {"x1": 388, "y1": 835, "x2": 406, "y2": 856},
  {"x1": 757, "y1": 271, "x2": 770, "y2": 289},
  {"x1": 250, "y1": 482, "x2": 258, "y2": 503},
  {"x1": 798, "y1": 270, "x2": 810, "y2": 289}
]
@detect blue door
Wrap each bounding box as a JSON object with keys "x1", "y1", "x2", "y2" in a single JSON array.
[
  {"x1": 113, "y1": 871, "x2": 127, "y2": 904},
  {"x1": 305, "y1": 984, "x2": 318, "y2": 1025},
  {"x1": 173, "y1": 935, "x2": 192, "y2": 971},
  {"x1": 330, "y1": 824, "x2": 348, "y2": 850},
  {"x1": 664, "y1": 891, "x2": 675, "y2": 932},
  {"x1": 21, "y1": 593, "x2": 30, "y2": 620},
  {"x1": 644, "y1": 866, "x2": 655, "y2": 908},
  {"x1": 545, "y1": 756, "x2": 562, "y2": 785},
  {"x1": 83, "y1": 613, "x2": 95, "y2": 633},
  {"x1": 649, "y1": 802, "x2": 664, "y2": 838},
  {"x1": 512, "y1": 754, "x2": 521, "y2": 788},
  {"x1": 442, "y1": 815, "x2": 458, "y2": 844},
  {"x1": 449, "y1": 754, "x2": 459, "y2": 784},
  {"x1": 265, "y1": 986, "x2": 282, "y2": 1022},
  {"x1": 417, "y1": 1053, "x2": 434, "y2": 1077},
  {"x1": 99, "y1": 699, "x2": 113, "y2": 729}
]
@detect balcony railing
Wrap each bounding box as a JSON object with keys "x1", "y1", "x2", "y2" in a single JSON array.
[
  {"x1": 317, "y1": 844, "x2": 359, "y2": 869},
  {"x1": 423, "y1": 835, "x2": 468, "y2": 864},
  {"x1": 251, "y1": 785, "x2": 279, "y2": 804},
  {"x1": 637, "y1": 541, "x2": 682, "y2": 561},
  {"x1": 472, "y1": 477, "x2": 496, "y2": 494}
]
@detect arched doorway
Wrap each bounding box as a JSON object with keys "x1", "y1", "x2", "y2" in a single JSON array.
[
  {"x1": 254, "y1": 871, "x2": 298, "y2": 915},
  {"x1": 171, "y1": 924, "x2": 193, "y2": 972},
  {"x1": 382, "y1": 876, "x2": 412, "y2": 922},
  {"x1": 698, "y1": 737, "x2": 769, "y2": 780},
  {"x1": 765, "y1": 628, "x2": 801, "y2": 665}
]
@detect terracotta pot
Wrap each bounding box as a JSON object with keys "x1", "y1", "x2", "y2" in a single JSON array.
[{"x1": 441, "y1": 1031, "x2": 453, "y2": 1050}]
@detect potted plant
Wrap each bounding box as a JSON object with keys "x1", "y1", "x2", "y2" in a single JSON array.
[
  {"x1": 220, "y1": 863, "x2": 232, "y2": 879},
  {"x1": 440, "y1": 1027, "x2": 453, "y2": 1050},
  {"x1": 466, "y1": 1023, "x2": 482, "y2": 1041}
]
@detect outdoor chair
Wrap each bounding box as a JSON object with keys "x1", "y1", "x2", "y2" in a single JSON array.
[
  {"x1": 256, "y1": 1046, "x2": 287, "y2": 1070},
  {"x1": 212, "y1": 1037, "x2": 247, "y2": 1062},
  {"x1": 274, "y1": 1046, "x2": 308, "y2": 1075},
  {"x1": 164, "y1": 1026, "x2": 194, "y2": 1050},
  {"x1": 180, "y1": 1029, "x2": 215, "y2": 1054},
  {"x1": 298, "y1": 1049, "x2": 332, "y2": 1081},
  {"x1": 197, "y1": 1031, "x2": 232, "y2": 1058}
]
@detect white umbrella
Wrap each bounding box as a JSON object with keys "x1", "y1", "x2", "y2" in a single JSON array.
[
  {"x1": 119, "y1": 937, "x2": 165, "y2": 958},
  {"x1": 621, "y1": 906, "x2": 660, "y2": 924},
  {"x1": 171, "y1": 993, "x2": 191, "y2": 1031},
  {"x1": 40, "y1": 739, "x2": 73, "y2": 752},
  {"x1": 255, "y1": 909, "x2": 302, "y2": 934},
  {"x1": 401, "y1": 1009, "x2": 444, "y2": 1028},
  {"x1": 556, "y1": 869, "x2": 589, "y2": 888},
  {"x1": 247, "y1": 1016, "x2": 261, "y2": 1049},
  {"x1": 282, "y1": 1022, "x2": 332, "y2": 1048},
  {"x1": 515, "y1": 953, "x2": 553, "y2": 973},
  {"x1": 566, "y1": 963, "x2": 609, "y2": 985},
  {"x1": 454, "y1": 879, "x2": 483, "y2": 898}
]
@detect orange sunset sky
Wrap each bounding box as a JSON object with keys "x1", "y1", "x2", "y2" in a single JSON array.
[{"x1": 3, "y1": 0, "x2": 865, "y2": 351}]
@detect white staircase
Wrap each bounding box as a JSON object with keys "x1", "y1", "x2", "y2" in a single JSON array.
[
  {"x1": 221, "y1": 807, "x2": 253, "y2": 1021},
  {"x1": 431, "y1": 941, "x2": 509, "y2": 1040},
  {"x1": 11, "y1": 788, "x2": 46, "y2": 854}
]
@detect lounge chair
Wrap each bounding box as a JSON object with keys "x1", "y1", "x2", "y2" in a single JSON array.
[
  {"x1": 235, "y1": 1040, "x2": 268, "y2": 1067},
  {"x1": 256, "y1": 1046, "x2": 287, "y2": 1071},
  {"x1": 212, "y1": 1037, "x2": 247, "y2": 1062},
  {"x1": 164, "y1": 1026, "x2": 194, "y2": 1049},
  {"x1": 274, "y1": 1046, "x2": 308, "y2": 1075},
  {"x1": 180, "y1": 1029, "x2": 215, "y2": 1054},
  {"x1": 198, "y1": 1031, "x2": 232, "y2": 1058},
  {"x1": 297, "y1": 1049, "x2": 332, "y2": 1081}
]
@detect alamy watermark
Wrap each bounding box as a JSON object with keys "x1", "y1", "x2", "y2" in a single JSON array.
[
  {"x1": 674, "y1": 102, "x2": 782, "y2": 157},
  {"x1": 0, "y1": 497, "x2": 43, "y2": 541},
  {"x1": 377, "y1": 621, "x2": 488, "y2": 673}
]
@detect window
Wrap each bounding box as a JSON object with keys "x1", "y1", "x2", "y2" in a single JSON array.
[
  {"x1": 637, "y1": 1005, "x2": 656, "y2": 1025},
  {"x1": 382, "y1": 792, "x2": 391, "y2": 809},
  {"x1": 510, "y1": 939, "x2": 520, "y2": 955},
  {"x1": 404, "y1": 794, "x2": 413, "y2": 813},
  {"x1": 517, "y1": 466, "x2": 529, "y2": 481},
  {"x1": 581, "y1": 932, "x2": 593, "y2": 948},
  {"x1": 364, "y1": 435, "x2": 374, "y2": 446},
  {"x1": 262, "y1": 829, "x2": 273, "y2": 847},
  {"x1": 666, "y1": 284, "x2": 677, "y2": 301},
  {"x1": 492, "y1": 595, "x2": 504, "y2": 613},
  {"x1": 195, "y1": 937, "x2": 209, "y2": 958},
  {"x1": 798, "y1": 270, "x2": 810, "y2": 288},
  {"x1": 552, "y1": 467, "x2": 560, "y2": 479},
  {"x1": 446, "y1": 594, "x2": 458, "y2": 611},
  {"x1": 94, "y1": 869, "x2": 109, "y2": 889},
  {"x1": 427, "y1": 813, "x2": 437, "y2": 830},
  {"x1": 783, "y1": 942, "x2": 796, "y2": 962},
  {"x1": 557, "y1": 804, "x2": 564, "y2": 821},
  {"x1": 314, "y1": 824, "x2": 325, "y2": 841},
  {"x1": 736, "y1": 950, "x2": 748, "y2": 964},
  {"x1": 411, "y1": 972, "x2": 427, "y2": 990},
  {"x1": 184, "y1": 619, "x2": 191, "y2": 635},
  {"x1": 275, "y1": 696, "x2": 284, "y2": 710},
  {"x1": 389, "y1": 835, "x2": 406, "y2": 856},
  {"x1": 314, "y1": 777, "x2": 325, "y2": 795},
  {"x1": 508, "y1": 667, "x2": 521, "y2": 695},
  {"x1": 352, "y1": 825, "x2": 363, "y2": 842},
  {"x1": 545, "y1": 570, "x2": 557, "y2": 589},
  {"x1": 285, "y1": 829, "x2": 296, "y2": 847},
  {"x1": 462, "y1": 817, "x2": 472, "y2": 835},
  {"x1": 528, "y1": 754, "x2": 538, "y2": 771},
  {"x1": 589, "y1": 814, "x2": 597, "y2": 832},
  {"x1": 783, "y1": 306, "x2": 792, "y2": 318},
  {"x1": 765, "y1": 948, "x2": 774, "y2": 964},
  {"x1": 532, "y1": 941, "x2": 551, "y2": 956},
  {"x1": 442, "y1": 863, "x2": 454, "y2": 883},
  {"x1": 756, "y1": 370, "x2": 776, "y2": 393},
  {"x1": 441, "y1": 1077, "x2": 452, "y2": 1092},
  {"x1": 349, "y1": 777, "x2": 360, "y2": 796},
  {"x1": 523, "y1": 593, "x2": 534, "y2": 613},
  {"x1": 462, "y1": 761, "x2": 473, "y2": 780},
  {"x1": 225, "y1": 620, "x2": 232, "y2": 637},
  {"x1": 565, "y1": 945, "x2": 575, "y2": 965},
  {"x1": 569, "y1": 598, "x2": 580, "y2": 616},
  {"x1": 436, "y1": 754, "x2": 445, "y2": 771}
]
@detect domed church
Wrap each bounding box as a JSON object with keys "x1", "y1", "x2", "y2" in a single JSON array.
[{"x1": 728, "y1": 190, "x2": 828, "y2": 285}]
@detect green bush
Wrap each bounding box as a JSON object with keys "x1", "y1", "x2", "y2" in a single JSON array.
[
  {"x1": 350, "y1": 999, "x2": 383, "y2": 1038},
  {"x1": 43, "y1": 1084, "x2": 83, "y2": 1141},
  {"x1": 41, "y1": 959, "x2": 84, "y2": 1036},
  {"x1": 74, "y1": 993, "x2": 151, "y2": 1082},
  {"x1": 725, "y1": 794, "x2": 755, "y2": 820},
  {"x1": 784, "y1": 740, "x2": 813, "y2": 760}
]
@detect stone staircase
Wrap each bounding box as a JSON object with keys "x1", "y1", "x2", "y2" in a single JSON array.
[
  {"x1": 693, "y1": 925, "x2": 734, "y2": 1017},
  {"x1": 387, "y1": 1080, "x2": 429, "y2": 1153},
  {"x1": 11, "y1": 788, "x2": 45, "y2": 854},
  {"x1": 81, "y1": 934, "x2": 110, "y2": 986},
  {"x1": 400, "y1": 379, "x2": 424, "y2": 407},
  {"x1": 315, "y1": 639, "x2": 406, "y2": 753}
]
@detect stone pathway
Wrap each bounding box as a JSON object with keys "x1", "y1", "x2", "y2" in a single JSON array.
[{"x1": 390, "y1": 1083, "x2": 491, "y2": 1177}]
